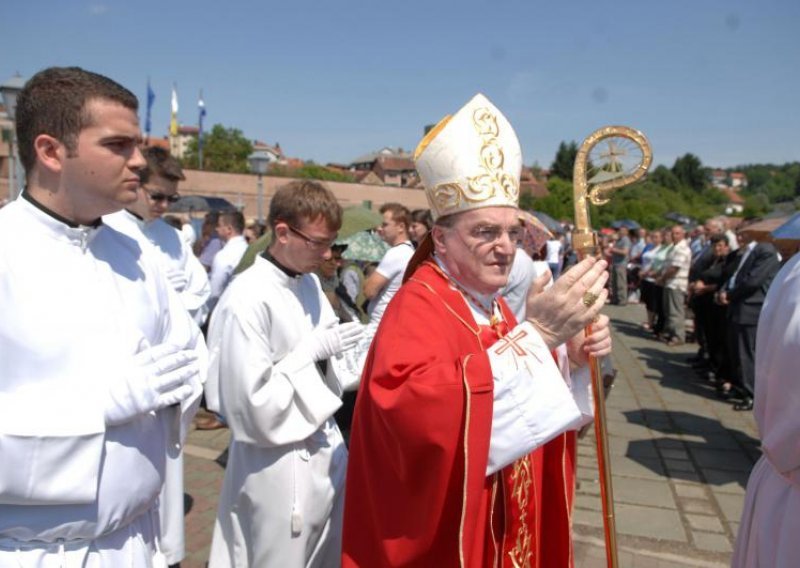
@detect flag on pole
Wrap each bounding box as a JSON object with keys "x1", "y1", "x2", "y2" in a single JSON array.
[
  {"x1": 170, "y1": 84, "x2": 179, "y2": 137},
  {"x1": 145, "y1": 79, "x2": 155, "y2": 140},
  {"x1": 198, "y1": 91, "x2": 206, "y2": 169}
]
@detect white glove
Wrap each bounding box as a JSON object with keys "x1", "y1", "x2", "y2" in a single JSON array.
[
  {"x1": 166, "y1": 268, "x2": 188, "y2": 292},
  {"x1": 302, "y1": 322, "x2": 365, "y2": 362},
  {"x1": 105, "y1": 343, "x2": 199, "y2": 426}
]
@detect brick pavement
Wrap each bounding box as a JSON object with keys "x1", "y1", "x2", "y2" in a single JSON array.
[{"x1": 180, "y1": 302, "x2": 759, "y2": 567}]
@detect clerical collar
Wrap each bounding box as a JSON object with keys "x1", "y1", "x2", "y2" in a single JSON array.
[
  {"x1": 21, "y1": 190, "x2": 103, "y2": 229},
  {"x1": 125, "y1": 209, "x2": 144, "y2": 222},
  {"x1": 262, "y1": 249, "x2": 302, "y2": 278}
]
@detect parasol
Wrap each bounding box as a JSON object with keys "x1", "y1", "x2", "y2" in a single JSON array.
[
  {"x1": 529, "y1": 210, "x2": 563, "y2": 234},
  {"x1": 518, "y1": 210, "x2": 554, "y2": 256},
  {"x1": 340, "y1": 230, "x2": 389, "y2": 262}
]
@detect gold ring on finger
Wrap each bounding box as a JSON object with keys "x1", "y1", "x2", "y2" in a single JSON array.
[{"x1": 582, "y1": 291, "x2": 599, "y2": 308}]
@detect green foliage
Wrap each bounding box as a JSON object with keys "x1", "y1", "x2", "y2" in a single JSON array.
[
  {"x1": 526, "y1": 173, "x2": 726, "y2": 230},
  {"x1": 743, "y1": 193, "x2": 770, "y2": 218},
  {"x1": 671, "y1": 153, "x2": 706, "y2": 192},
  {"x1": 183, "y1": 124, "x2": 253, "y2": 173},
  {"x1": 735, "y1": 162, "x2": 800, "y2": 204},
  {"x1": 549, "y1": 141, "x2": 578, "y2": 180},
  {"x1": 268, "y1": 163, "x2": 355, "y2": 183}
]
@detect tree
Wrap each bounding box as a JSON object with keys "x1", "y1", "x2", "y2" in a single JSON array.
[
  {"x1": 549, "y1": 141, "x2": 578, "y2": 180},
  {"x1": 183, "y1": 124, "x2": 253, "y2": 173},
  {"x1": 671, "y1": 153, "x2": 706, "y2": 192}
]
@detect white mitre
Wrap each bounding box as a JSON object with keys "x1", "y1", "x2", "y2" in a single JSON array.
[{"x1": 414, "y1": 93, "x2": 522, "y2": 220}]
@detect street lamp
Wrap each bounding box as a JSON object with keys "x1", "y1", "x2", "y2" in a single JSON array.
[
  {"x1": 247, "y1": 149, "x2": 270, "y2": 224},
  {"x1": 1, "y1": 74, "x2": 25, "y2": 201}
]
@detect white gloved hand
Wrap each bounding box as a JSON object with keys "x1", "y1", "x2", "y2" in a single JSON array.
[
  {"x1": 105, "y1": 343, "x2": 199, "y2": 426},
  {"x1": 302, "y1": 322, "x2": 365, "y2": 362},
  {"x1": 166, "y1": 268, "x2": 188, "y2": 292}
]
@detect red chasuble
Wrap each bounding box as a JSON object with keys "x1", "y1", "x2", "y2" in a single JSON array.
[{"x1": 343, "y1": 261, "x2": 576, "y2": 567}]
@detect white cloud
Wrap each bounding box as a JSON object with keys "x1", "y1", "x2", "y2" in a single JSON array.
[{"x1": 89, "y1": 4, "x2": 108, "y2": 15}]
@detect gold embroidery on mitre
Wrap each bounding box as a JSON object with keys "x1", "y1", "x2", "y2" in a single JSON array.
[
  {"x1": 430, "y1": 105, "x2": 519, "y2": 218},
  {"x1": 508, "y1": 456, "x2": 534, "y2": 568}
]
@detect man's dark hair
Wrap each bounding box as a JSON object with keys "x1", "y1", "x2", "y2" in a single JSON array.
[
  {"x1": 219, "y1": 210, "x2": 245, "y2": 234},
  {"x1": 268, "y1": 180, "x2": 342, "y2": 234},
  {"x1": 140, "y1": 146, "x2": 185, "y2": 183},
  {"x1": 15, "y1": 66, "x2": 139, "y2": 176},
  {"x1": 379, "y1": 202, "x2": 410, "y2": 229},
  {"x1": 709, "y1": 234, "x2": 729, "y2": 246}
]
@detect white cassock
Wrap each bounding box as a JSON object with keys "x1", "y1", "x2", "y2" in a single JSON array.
[
  {"x1": 206, "y1": 256, "x2": 356, "y2": 568},
  {"x1": 732, "y1": 253, "x2": 800, "y2": 568},
  {"x1": 106, "y1": 211, "x2": 211, "y2": 326},
  {"x1": 105, "y1": 210, "x2": 211, "y2": 565},
  {"x1": 0, "y1": 195, "x2": 206, "y2": 567}
]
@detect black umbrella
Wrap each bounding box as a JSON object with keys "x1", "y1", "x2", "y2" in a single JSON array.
[
  {"x1": 610, "y1": 219, "x2": 641, "y2": 230},
  {"x1": 528, "y1": 210, "x2": 563, "y2": 234},
  {"x1": 168, "y1": 195, "x2": 237, "y2": 213},
  {"x1": 664, "y1": 211, "x2": 695, "y2": 226}
]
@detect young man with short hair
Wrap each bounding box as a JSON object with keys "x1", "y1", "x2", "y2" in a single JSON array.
[
  {"x1": 0, "y1": 66, "x2": 204, "y2": 566},
  {"x1": 104, "y1": 145, "x2": 210, "y2": 566},
  {"x1": 207, "y1": 210, "x2": 248, "y2": 312},
  {"x1": 206, "y1": 180, "x2": 364, "y2": 567},
  {"x1": 364, "y1": 202, "x2": 414, "y2": 325}
]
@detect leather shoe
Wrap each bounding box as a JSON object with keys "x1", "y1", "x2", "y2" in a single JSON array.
[
  {"x1": 733, "y1": 398, "x2": 754, "y2": 411},
  {"x1": 194, "y1": 415, "x2": 227, "y2": 430}
]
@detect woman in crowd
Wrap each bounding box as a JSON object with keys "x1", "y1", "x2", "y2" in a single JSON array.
[{"x1": 408, "y1": 208, "x2": 432, "y2": 247}]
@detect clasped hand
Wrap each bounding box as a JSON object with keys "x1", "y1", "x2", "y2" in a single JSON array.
[
  {"x1": 302, "y1": 321, "x2": 365, "y2": 362},
  {"x1": 105, "y1": 343, "x2": 199, "y2": 426}
]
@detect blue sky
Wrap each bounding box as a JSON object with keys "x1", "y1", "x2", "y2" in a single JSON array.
[{"x1": 2, "y1": 0, "x2": 798, "y2": 170}]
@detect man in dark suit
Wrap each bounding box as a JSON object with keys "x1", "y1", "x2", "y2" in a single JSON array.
[{"x1": 718, "y1": 230, "x2": 781, "y2": 410}]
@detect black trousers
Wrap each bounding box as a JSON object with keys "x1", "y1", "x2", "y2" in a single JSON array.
[{"x1": 727, "y1": 322, "x2": 757, "y2": 398}]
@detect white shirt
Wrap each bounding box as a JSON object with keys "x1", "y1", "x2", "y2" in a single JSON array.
[
  {"x1": 500, "y1": 249, "x2": 548, "y2": 323},
  {"x1": 207, "y1": 234, "x2": 248, "y2": 312},
  {"x1": 366, "y1": 240, "x2": 415, "y2": 324},
  {"x1": 0, "y1": 195, "x2": 205, "y2": 563},
  {"x1": 106, "y1": 211, "x2": 211, "y2": 325},
  {"x1": 545, "y1": 239, "x2": 562, "y2": 264}
]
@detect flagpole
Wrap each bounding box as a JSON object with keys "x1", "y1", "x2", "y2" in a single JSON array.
[
  {"x1": 198, "y1": 90, "x2": 205, "y2": 170},
  {"x1": 170, "y1": 84, "x2": 179, "y2": 157},
  {"x1": 145, "y1": 77, "x2": 155, "y2": 146}
]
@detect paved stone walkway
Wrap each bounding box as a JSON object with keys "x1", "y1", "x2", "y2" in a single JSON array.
[{"x1": 180, "y1": 302, "x2": 759, "y2": 567}]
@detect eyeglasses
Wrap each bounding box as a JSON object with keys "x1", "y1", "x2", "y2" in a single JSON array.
[
  {"x1": 287, "y1": 224, "x2": 337, "y2": 250},
  {"x1": 468, "y1": 224, "x2": 524, "y2": 245},
  {"x1": 142, "y1": 187, "x2": 181, "y2": 204}
]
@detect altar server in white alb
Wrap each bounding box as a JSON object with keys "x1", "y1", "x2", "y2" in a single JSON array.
[
  {"x1": 104, "y1": 146, "x2": 210, "y2": 567},
  {"x1": 732, "y1": 252, "x2": 800, "y2": 568},
  {"x1": 206, "y1": 180, "x2": 364, "y2": 567},
  {"x1": 0, "y1": 66, "x2": 205, "y2": 566},
  {"x1": 106, "y1": 145, "x2": 210, "y2": 326}
]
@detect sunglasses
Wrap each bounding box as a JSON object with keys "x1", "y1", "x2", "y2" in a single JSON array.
[{"x1": 143, "y1": 187, "x2": 181, "y2": 204}]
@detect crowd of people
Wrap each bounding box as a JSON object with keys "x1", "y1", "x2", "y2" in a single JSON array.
[
  {"x1": 0, "y1": 66, "x2": 796, "y2": 568},
  {"x1": 596, "y1": 219, "x2": 783, "y2": 412}
]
